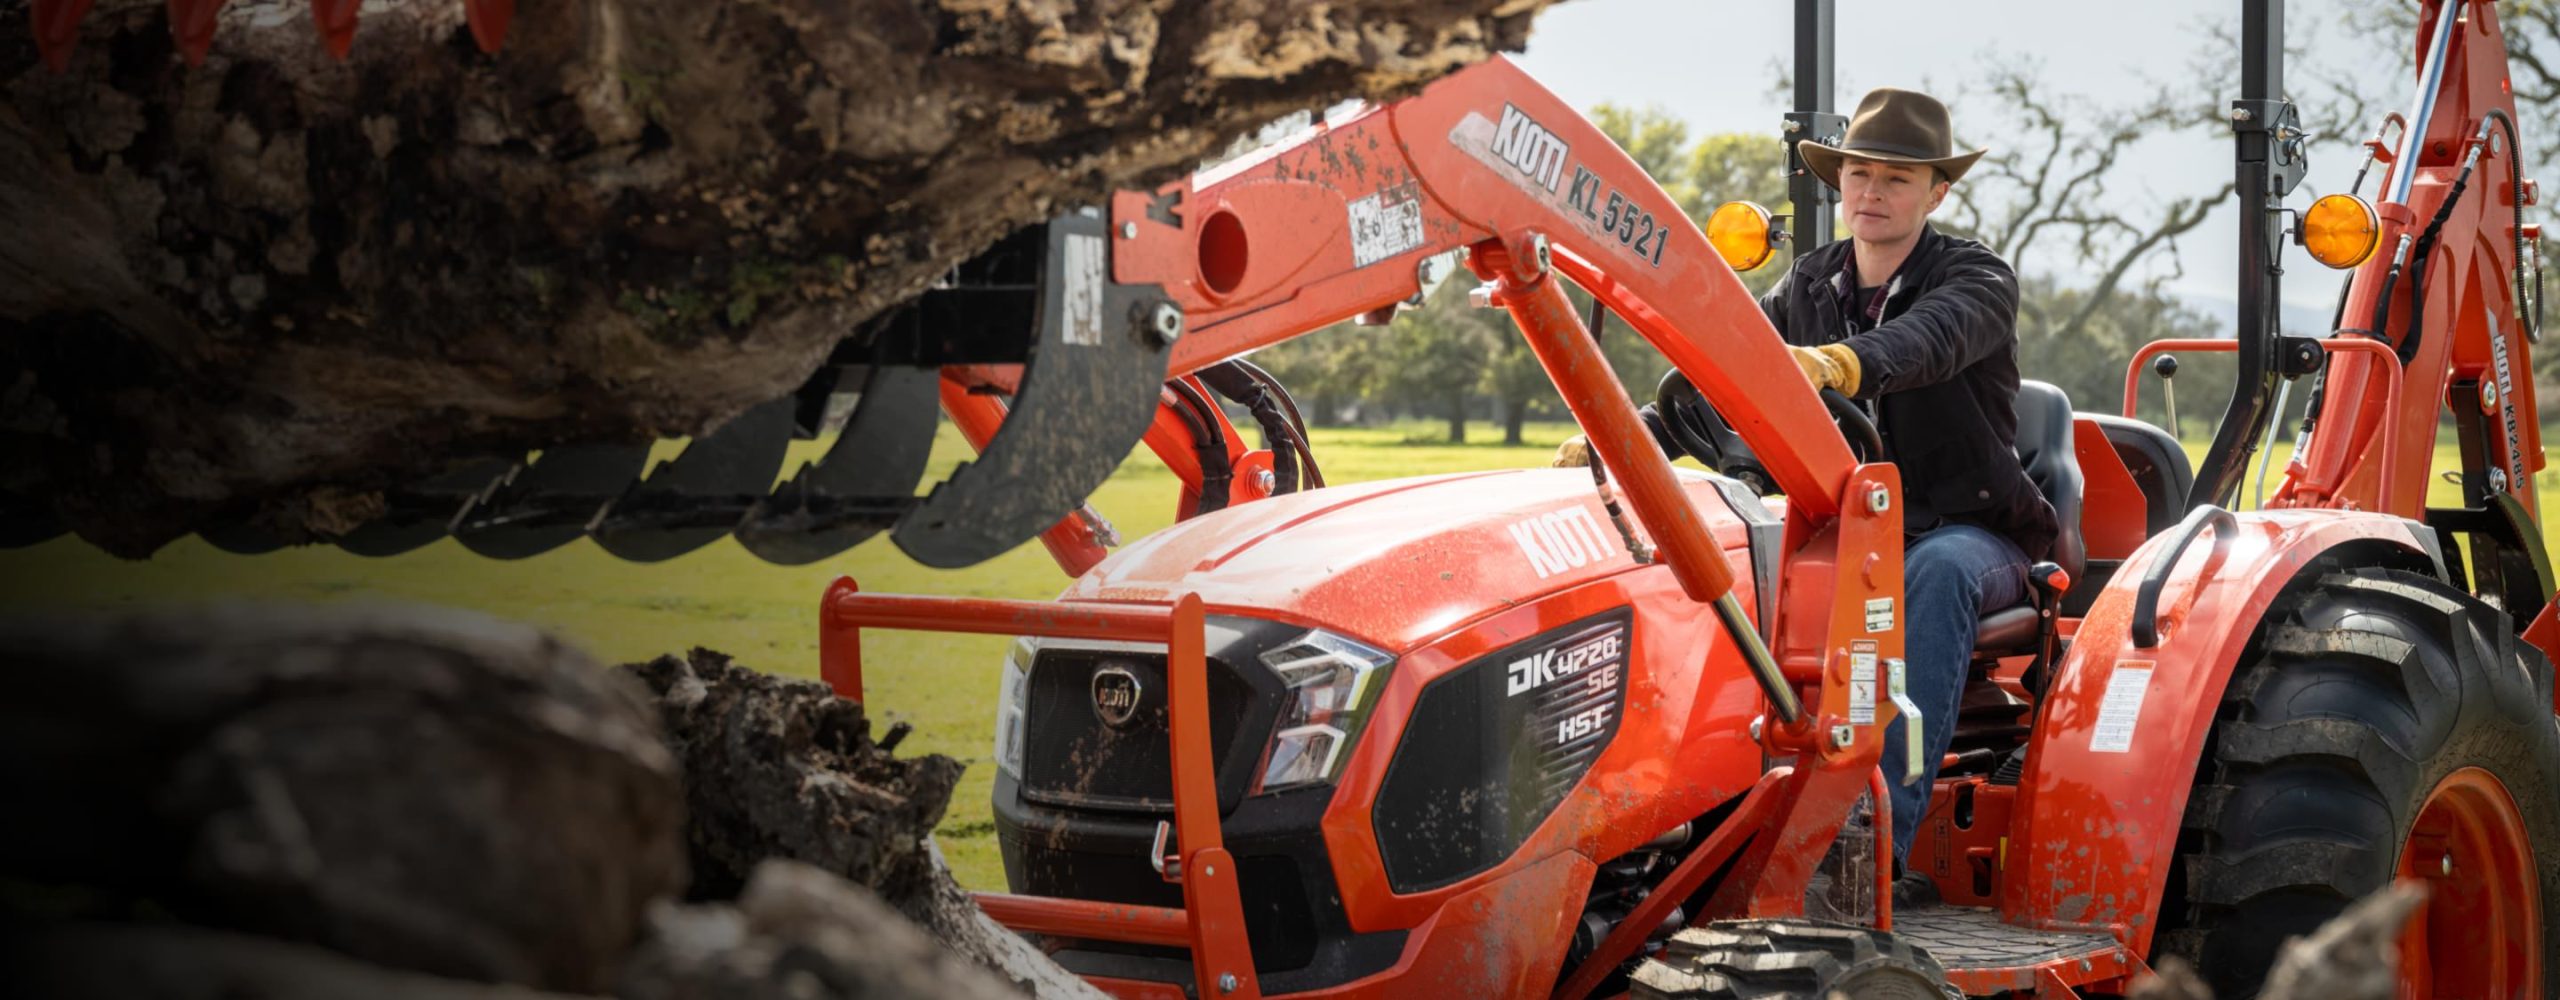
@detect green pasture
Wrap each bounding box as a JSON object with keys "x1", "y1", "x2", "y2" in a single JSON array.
[{"x1": 0, "y1": 419, "x2": 2550, "y2": 890}]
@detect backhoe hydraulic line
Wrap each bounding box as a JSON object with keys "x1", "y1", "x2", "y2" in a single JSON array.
[{"x1": 2399, "y1": 114, "x2": 2509, "y2": 365}]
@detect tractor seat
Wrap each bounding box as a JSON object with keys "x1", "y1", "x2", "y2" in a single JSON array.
[{"x1": 1971, "y1": 380, "x2": 2085, "y2": 658}]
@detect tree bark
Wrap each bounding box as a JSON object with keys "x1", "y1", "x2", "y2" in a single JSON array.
[
  {"x1": 1503, "y1": 395, "x2": 1526, "y2": 445},
  {"x1": 0, "y1": 607, "x2": 1106, "y2": 998},
  {"x1": 0, "y1": 603, "x2": 687, "y2": 993},
  {"x1": 621, "y1": 647, "x2": 1103, "y2": 998},
  {"x1": 622, "y1": 648, "x2": 960, "y2": 906},
  {"x1": 623, "y1": 860, "x2": 1036, "y2": 1000},
  {"x1": 1, "y1": 0, "x2": 1552, "y2": 557}
]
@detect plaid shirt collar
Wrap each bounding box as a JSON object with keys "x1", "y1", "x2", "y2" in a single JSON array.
[{"x1": 1827, "y1": 228, "x2": 1934, "y2": 326}]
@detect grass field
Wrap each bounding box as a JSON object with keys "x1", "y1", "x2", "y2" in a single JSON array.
[{"x1": 2, "y1": 417, "x2": 2550, "y2": 890}]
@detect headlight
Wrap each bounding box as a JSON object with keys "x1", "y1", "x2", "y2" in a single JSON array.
[
  {"x1": 1251, "y1": 629, "x2": 1394, "y2": 794},
  {"x1": 994, "y1": 635, "x2": 1034, "y2": 780}
]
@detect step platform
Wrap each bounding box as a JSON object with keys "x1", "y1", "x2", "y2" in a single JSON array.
[{"x1": 1895, "y1": 904, "x2": 2143, "y2": 996}]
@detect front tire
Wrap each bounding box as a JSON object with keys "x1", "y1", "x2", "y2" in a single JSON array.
[{"x1": 2159, "y1": 569, "x2": 2560, "y2": 998}]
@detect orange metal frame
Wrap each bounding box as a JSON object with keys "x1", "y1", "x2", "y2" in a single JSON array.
[
  {"x1": 2123, "y1": 337, "x2": 2408, "y2": 509},
  {"x1": 819, "y1": 583, "x2": 1264, "y2": 999}
]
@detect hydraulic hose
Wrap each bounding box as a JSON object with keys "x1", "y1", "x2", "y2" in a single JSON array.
[
  {"x1": 2478, "y1": 109, "x2": 2536, "y2": 345},
  {"x1": 2400, "y1": 111, "x2": 2521, "y2": 365},
  {"x1": 1166, "y1": 378, "x2": 1234, "y2": 512},
  {"x1": 1198, "y1": 361, "x2": 1305, "y2": 496},
  {"x1": 1233, "y1": 359, "x2": 1323, "y2": 488}
]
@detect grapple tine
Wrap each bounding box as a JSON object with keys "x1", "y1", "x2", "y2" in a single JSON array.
[
  {"x1": 312, "y1": 0, "x2": 360, "y2": 59},
  {"x1": 736, "y1": 365, "x2": 938, "y2": 566},
  {"x1": 199, "y1": 515, "x2": 286, "y2": 555},
  {"x1": 891, "y1": 214, "x2": 1174, "y2": 568},
  {"x1": 590, "y1": 397, "x2": 796, "y2": 563},
  {"x1": 463, "y1": 0, "x2": 513, "y2": 54},
  {"x1": 32, "y1": 0, "x2": 95, "y2": 73},
  {"x1": 333, "y1": 458, "x2": 513, "y2": 557},
  {"x1": 167, "y1": 0, "x2": 224, "y2": 67},
  {"x1": 452, "y1": 443, "x2": 649, "y2": 559}
]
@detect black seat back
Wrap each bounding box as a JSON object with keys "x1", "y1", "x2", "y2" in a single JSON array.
[{"x1": 2013, "y1": 381, "x2": 2085, "y2": 586}]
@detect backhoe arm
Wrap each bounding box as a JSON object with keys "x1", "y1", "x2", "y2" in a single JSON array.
[{"x1": 2278, "y1": 0, "x2": 2543, "y2": 522}]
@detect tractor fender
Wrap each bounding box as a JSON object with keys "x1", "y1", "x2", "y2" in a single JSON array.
[{"x1": 1997, "y1": 507, "x2": 2440, "y2": 952}]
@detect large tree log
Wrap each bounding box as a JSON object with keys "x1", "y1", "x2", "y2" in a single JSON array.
[
  {"x1": 1, "y1": 608, "x2": 1099, "y2": 998},
  {"x1": 0, "y1": 603, "x2": 688, "y2": 993},
  {"x1": 12, "y1": 923, "x2": 595, "y2": 1000},
  {"x1": 1, "y1": 0, "x2": 1552, "y2": 556}
]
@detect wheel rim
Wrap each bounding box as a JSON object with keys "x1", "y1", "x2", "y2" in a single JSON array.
[{"x1": 2394, "y1": 766, "x2": 2541, "y2": 999}]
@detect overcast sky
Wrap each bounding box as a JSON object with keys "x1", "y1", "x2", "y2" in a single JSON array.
[{"x1": 1512, "y1": 0, "x2": 2398, "y2": 313}]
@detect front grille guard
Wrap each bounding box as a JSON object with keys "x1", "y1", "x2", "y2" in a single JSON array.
[{"x1": 819, "y1": 578, "x2": 1264, "y2": 999}]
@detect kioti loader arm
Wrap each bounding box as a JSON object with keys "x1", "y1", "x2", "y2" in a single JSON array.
[{"x1": 1103, "y1": 57, "x2": 1858, "y2": 520}]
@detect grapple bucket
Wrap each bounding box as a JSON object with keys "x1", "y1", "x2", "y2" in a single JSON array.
[
  {"x1": 452, "y1": 444, "x2": 650, "y2": 560},
  {"x1": 5, "y1": 214, "x2": 1178, "y2": 569},
  {"x1": 736, "y1": 365, "x2": 938, "y2": 566},
  {"x1": 334, "y1": 458, "x2": 515, "y2": 557},
  {"x1": 891, "y1": 214, "x2": 1175, "y2": 568},
  {"x1": 590, "y1": 398, "x2": 796, "y2": 563}
]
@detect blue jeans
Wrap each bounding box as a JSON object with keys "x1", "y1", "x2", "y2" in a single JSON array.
[{"x1": 1882, "y1": 523, "x2": 2028, "y2": 870}]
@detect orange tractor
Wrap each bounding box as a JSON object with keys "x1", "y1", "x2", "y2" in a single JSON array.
[
  {"x1": 814, "y1": 1, "x2": 2558, "y2": 997},
  {"x1": 31, "y1": 0, "x2": 2551, "y2": 996}
]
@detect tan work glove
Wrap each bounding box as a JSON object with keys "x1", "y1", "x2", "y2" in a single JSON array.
[
  {"x1": 1552, "y1": 434, "x2": 1593, "y2": 468},
  {"x1": 1788, "y1": 343, "x2": 1863, "y2": 396}
]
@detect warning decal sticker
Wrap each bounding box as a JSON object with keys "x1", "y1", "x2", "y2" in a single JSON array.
[
  {"x1": 1061, "y1": 232, "x2": 1105, "y2": 346},
  {"x1": 2089, "y1": 661, "x2": 2155, "y2": 753},
  {"x1": 1847, "y1": 641, "x2": 1879, "y2": 725},
  {"x1": 1864, "y1": 597, "x2": 1894, "y2": 633},
  {"x1": 1347, "y1": 182, "x2": 1426, "y2": 267}
]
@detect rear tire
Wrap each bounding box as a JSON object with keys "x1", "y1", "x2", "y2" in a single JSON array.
[
  {"x1": 2159, "y1": 568, "x2": 2560, "y2": 998},
  {"x1": 1629, "y1": 919, "x2": 1951, "y2": 999}
]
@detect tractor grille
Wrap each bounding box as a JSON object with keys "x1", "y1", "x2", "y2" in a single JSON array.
[{"x1": 1020, "y1": 646, "x2": 1257, "y2": 812}]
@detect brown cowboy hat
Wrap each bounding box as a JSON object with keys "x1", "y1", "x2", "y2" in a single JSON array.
[{"x1": 1797, "y1": 87, "x2": 1987, "y2": 189}]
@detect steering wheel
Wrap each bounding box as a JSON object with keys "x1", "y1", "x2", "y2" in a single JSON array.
[{"x1": 1651, "y1": 371, "x2": 1880, "y2": 495}]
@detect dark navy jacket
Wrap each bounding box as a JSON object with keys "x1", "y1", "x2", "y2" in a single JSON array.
[{"x1": 1757, "y1": 225, "x2": 2058, "y2": 560}]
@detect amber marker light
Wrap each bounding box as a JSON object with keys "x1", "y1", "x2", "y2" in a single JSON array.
[
  {"x1": 1707, "y1": 201, "x2": 1777, "y2": 271},
  {"x1": 2300, "y1": 192, "x2": 2381, "y2": 269}
]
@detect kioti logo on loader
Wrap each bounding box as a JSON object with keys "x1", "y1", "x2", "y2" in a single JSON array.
[{"x1": 1491, "y1": 103, "x2": 1571, "y2": 193}]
